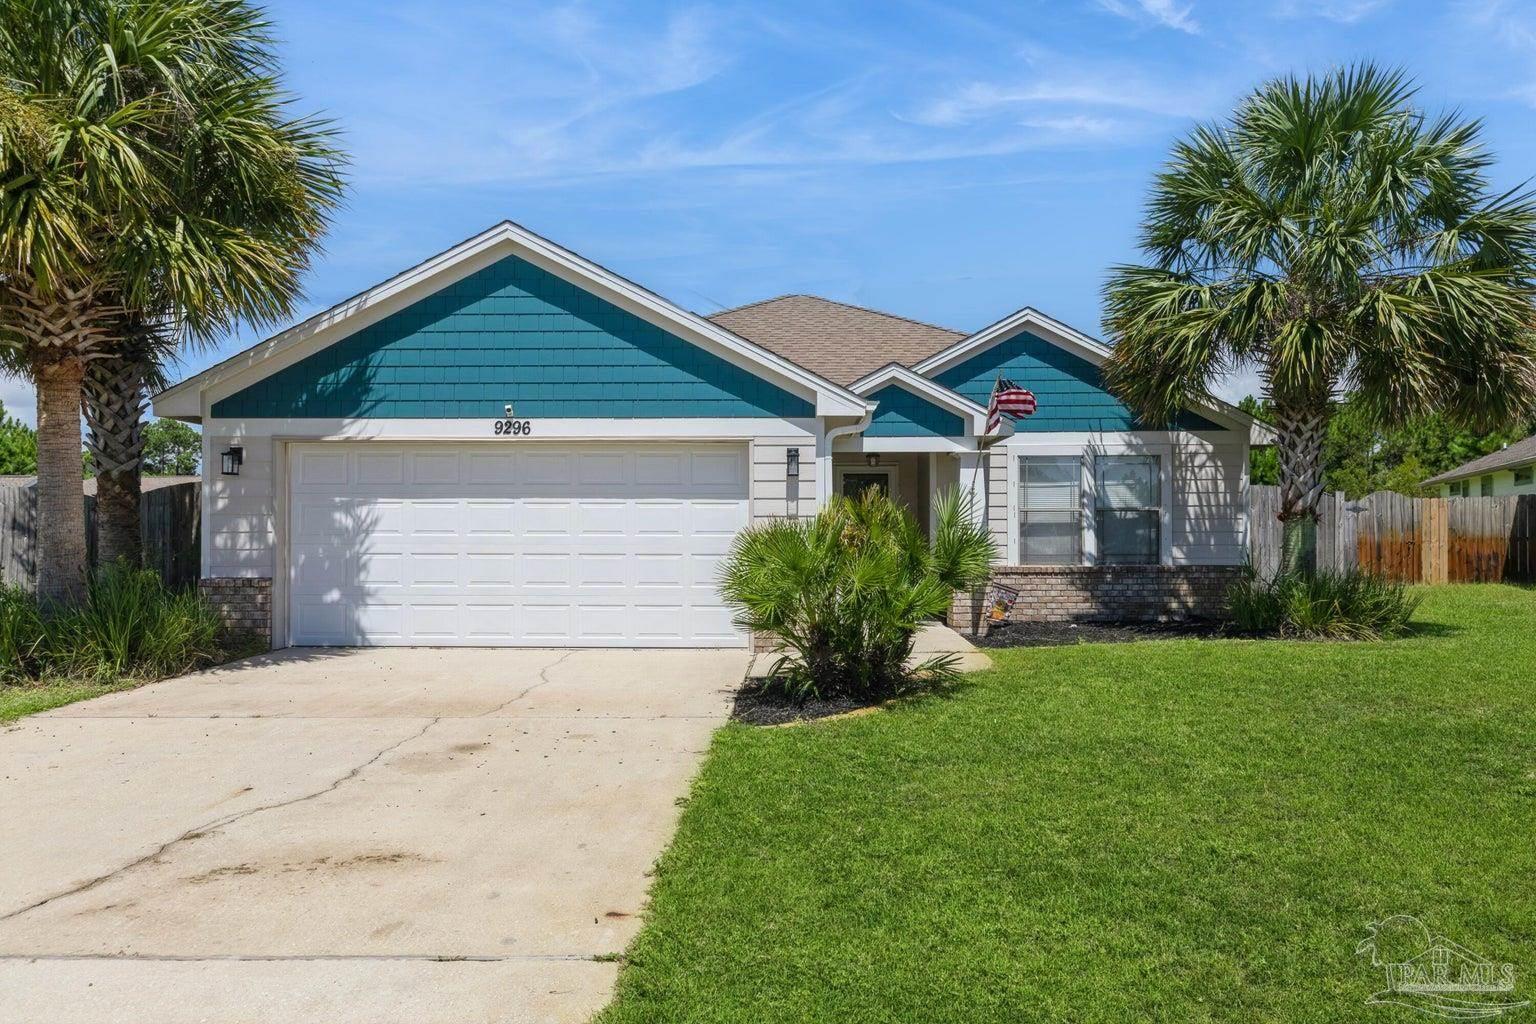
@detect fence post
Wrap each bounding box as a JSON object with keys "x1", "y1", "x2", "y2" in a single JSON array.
[{"x1": 1421, "y1": 497, "x2": 1447, "y2": 584}]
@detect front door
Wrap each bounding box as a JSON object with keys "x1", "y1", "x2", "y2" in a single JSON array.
[{"x1": 837, "y1": 468, "x2": 895, "y2": 502}]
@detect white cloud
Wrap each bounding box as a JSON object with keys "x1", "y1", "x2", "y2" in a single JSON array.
[
  {"x1": 1272, "y1": 0, "x2": 1393, "y2": 22},
  {"x1": 910, "y1": 75, "x2": 1209, "y2": 128},
  {"x1": 1095, "y1": 0, "x2": 1201, "y2": 34},
  {"x1": 0, "y1": 374, "x2": 34, "y2": 428}
]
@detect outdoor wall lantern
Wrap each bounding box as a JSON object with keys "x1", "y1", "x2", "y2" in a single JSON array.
[
  {"x1": 865, "y1": 453, "x2": 881, "y2": 468},
  {"x1": 220, "y1": 446, "x2": 243, "y2": 476},
  {"x1": 786, "y1": 447, "x2": 800, "y2": 479}
]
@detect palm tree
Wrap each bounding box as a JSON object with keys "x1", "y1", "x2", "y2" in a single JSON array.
[
  {"x1": 0, "y1": 0, "x2": 344, "y2": 602},
  {"x1": 83, "y1": 316, "x2": 173, "y2": 566},
  {"x1": 1103, "y1": 65, "x2": 1536, "y2": 573}
]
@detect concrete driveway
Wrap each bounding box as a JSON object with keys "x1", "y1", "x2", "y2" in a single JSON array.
[{"x1": 0, "y1": 647, "x2": 746, "y2": 1024}]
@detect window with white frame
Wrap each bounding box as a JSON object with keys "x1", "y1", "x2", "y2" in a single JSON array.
[
  {"x1": 1095, "y1": 454, "x2": 1161, "y2": 564},
  {"x1": 1017, "y1": 456, "x2": 1082, "y2": 564}
]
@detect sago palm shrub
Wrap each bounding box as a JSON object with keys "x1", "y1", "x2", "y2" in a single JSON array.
[{"x1": 719, "y1": 489, "x2": 995, "y2": 700}]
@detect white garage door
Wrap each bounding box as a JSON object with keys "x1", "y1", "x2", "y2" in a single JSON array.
[{"x1": 287, "y1": 442, "x2": 749, "y2": 647}]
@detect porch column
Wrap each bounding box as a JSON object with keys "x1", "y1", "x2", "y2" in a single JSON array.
[{"x1": 928, "y1": 452, "x2": 940, "y2": 537}]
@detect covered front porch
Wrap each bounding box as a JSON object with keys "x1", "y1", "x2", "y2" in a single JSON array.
[{"x1": 831, "y1": 362, "x2": 1001, "y2": 538}]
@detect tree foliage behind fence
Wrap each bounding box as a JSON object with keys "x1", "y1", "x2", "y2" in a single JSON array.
[
  {"x1": 1248, "y1": 485, "x2": 1535, "y2": 584},
  {"x1": 0, "y1": 482, "x2": 201, "y2": 591}
]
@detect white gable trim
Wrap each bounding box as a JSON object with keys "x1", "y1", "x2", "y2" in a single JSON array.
[
  {"x1": 848, "y1": 362, "x2": 999, "y2": 437},
  {"x1": 911, "y1": 306, "x2": 1273, "y2": 443},
  {"x1": 154, "y1": 220, "x2": 868, "y2": 420}
]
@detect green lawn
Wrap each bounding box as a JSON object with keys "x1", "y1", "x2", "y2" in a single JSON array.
[
  {"x1": 0, "y1": 679, "x2": 141, "y2": 723},
  {"x1": 599, "y1": 585, "x2": 1536, "y2": 1023}
]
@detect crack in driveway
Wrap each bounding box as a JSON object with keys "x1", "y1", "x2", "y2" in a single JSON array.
[
  {"x1": 0, "y1": 716, "x2": 442, "y2": 924},
  {"x1": 474, "y1": 650, "x2": 576, "y2": 718}
]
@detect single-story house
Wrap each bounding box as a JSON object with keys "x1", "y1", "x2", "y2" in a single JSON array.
[
  {"x1": 152, "y1": 221, "x2": 1271, "y2": 649},
  {"x1": 1422, "y1": 434, "x2": 1536, "y2": 498}
]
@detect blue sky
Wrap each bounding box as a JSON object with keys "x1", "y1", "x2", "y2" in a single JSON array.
[{"x1": 7, "y1": 0, "x2": 1536, "y2": 424}]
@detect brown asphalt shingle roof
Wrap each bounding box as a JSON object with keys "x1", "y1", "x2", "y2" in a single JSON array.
[
  {"x1": 708, "y1": 294, "x2": 964, "y2": 386},
  {"x1": 1421, "y1": 433, "x2": 1536, "y2": 485}
]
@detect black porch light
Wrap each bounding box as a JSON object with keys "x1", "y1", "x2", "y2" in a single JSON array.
[{"x1": 220, "y1": 446, "x2": 244, "y2": 476}]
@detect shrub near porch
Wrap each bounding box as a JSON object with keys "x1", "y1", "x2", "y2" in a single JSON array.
[{"x1": 599, "y1": 585, "x2": 1536, "y2": 1023}]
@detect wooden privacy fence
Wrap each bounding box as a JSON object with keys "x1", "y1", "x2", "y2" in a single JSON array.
[
  {"x1": 0, "y1": 481, "x2": 201, "y2": 591},
  {"x1": 1248, "y1": 485, "x2": 1536, "y2": 584}
]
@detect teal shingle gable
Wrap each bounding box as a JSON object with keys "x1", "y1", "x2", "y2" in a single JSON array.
[
  {"x1": 864, "y1": 384, "x2": 966, "y2": 437},
  {"x1": 930, "y1": 329, "x2": 1222, "y2": 432},
  {"x1": 211, "y1": 255, "x2": 815, "y2": 419}
]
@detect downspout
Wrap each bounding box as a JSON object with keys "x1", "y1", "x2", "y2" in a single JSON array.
[{"x1": 819, "y1": 402, "x2": 876, "y2": 505}]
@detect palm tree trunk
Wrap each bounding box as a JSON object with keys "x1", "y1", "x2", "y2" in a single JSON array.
[
  {"x1": 35, "y1": 358, "x2": 88, "y2": 605},
  {"x1": 7, "y1": 281, "x2": 116, "y2": 605},
  {"x1": 83, "y1": 350, "x2": 147, "y2": 567},
  {"x1": 1272, "y1": 396, "x2": 1328, "y2": 576}
]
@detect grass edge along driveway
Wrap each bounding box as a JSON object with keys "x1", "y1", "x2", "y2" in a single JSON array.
[{"x1": 598, "y1": 585, "x2": 1536, "y2": 1024}]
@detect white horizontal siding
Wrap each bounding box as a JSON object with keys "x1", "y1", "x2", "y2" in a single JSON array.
[
  {"x1": 204, "y1": 432, "x2": 276, "y2": 578},
  {"x1": 1172, "y1": 435, "x2": 1248, "y2": 565},
  {"x1": 751, "y1": 437, "x2": 818, "y2": 522},
  {"x1": 986, "y1": 449, "x2": 1008, "y2": 560}
]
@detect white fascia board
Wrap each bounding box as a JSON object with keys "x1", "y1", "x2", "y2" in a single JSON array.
[
  {"x1": 198, "y1": 416, "x2": 820, "y2": 442},
  {"x1": 153, "y1": 220, "x2": 867, "y2": 421},
  {"x1": 910, "y1": 306, "x2": 1258, "y2": 436},
  {"x1": 835, "y1": 435, "x2": 975, "y2": 454}
]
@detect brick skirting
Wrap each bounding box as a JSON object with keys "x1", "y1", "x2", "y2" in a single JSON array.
[
  {"x1": 949, "y1": 565, "x2": 1244, "y2": 636},
  {"x1": 198, "y1": 577, "x2": 273, "y2": 649}
]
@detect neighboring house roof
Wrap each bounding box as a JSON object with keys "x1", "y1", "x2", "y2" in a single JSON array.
[
  {"x1": 1422, "y1": 433, "x2": 1536, "y2": 485},
  {"x1": 708, "y1": 294, "x2": 964, "y2": 386},
  {"x1": 0, "y1": 475, "x2": 201, "y2": 494},
  {"x1": 153, "y1": 221, "x2": 870, "y2": 421}
]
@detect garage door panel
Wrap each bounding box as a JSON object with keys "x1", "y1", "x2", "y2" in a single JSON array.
[
  {"x1": 355, "y1": 451, "x2": 406, "y2": 485},
  {"x1": 575, "y1": 604, "x2": 628, "y2": 641},
  {"x1": 464, "y1": 604, "x2": 517, "y2": 639},
  {"x1": 466, "y1": 451, "x2": 517, "y2": 484},
  {"x1": 519, "y1": 501, "x2": 573, "y2": 536},
  {"x1": 465, "y1": 553, "x2": 518, "y2": 587},
  {"x1": 465, "y1": 501, "x2": 516, "y2": 536},
  {"x1": 573, "y1": 553, "x2": 628, "y2": 588},
  {"x1": 288, "y1": 443, "x2": 748, "y2": 647},
  {"x1": 410, "y1": 452, "x2": 461, "y2": 485},
  {"x1": 409, "y1": 603, "x2": 462, "y2": 639},
  {"x1": 297, "y1": 451, "x2": 348, "y2": 487},
  {"x1": 521, "y1": 603, "x2": 573, "y2": 641}
]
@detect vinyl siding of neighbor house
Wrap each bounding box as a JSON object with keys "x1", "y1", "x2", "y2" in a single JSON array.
[
  {"x1": 863, "y1": 384, "x2": 966, "y2": 437},
  {"x1": 211, "y1": 254, "x2": 815, "y2": 421},
  {"x1": 932, "y1": 329, "x2": 1221, "y2": 433},
  {"x1": 1441, "y1": 466, "x2": 1536, "y2": 498}
]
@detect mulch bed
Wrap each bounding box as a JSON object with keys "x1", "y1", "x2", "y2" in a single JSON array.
[
  {"x1": 974, "y1": 619, "x2": 1228, "y2": 648},
  {"x1": 731, "y1": 680, "x2": 880, "y2": 726}
]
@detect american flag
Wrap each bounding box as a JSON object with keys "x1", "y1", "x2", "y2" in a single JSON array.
[{"x1": 986, "y1": 376, "x2": 1037, "y2": 432}]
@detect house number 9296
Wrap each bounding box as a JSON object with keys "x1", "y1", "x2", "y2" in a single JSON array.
[{"x1": 493, "y1": 419, "x2": 532, "y2": 436}]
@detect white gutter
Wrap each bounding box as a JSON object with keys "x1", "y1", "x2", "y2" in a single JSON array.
[{"x1": 818, "y1": 404, "x2": 875, "y2": 505}]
